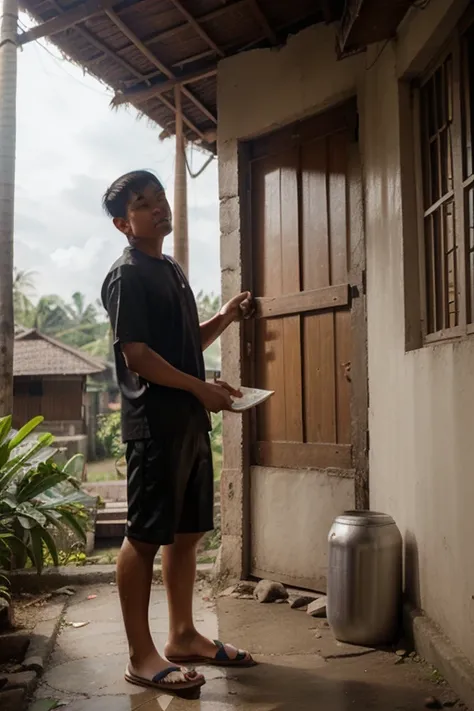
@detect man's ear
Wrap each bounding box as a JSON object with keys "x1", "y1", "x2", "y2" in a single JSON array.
[{"x1": 113, "y1": 217, "x2": 130, "y2": 236}]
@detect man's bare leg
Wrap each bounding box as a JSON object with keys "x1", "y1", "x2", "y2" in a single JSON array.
[
  {"x1": 117, "y1": 537, "x2": 180, "y2": 678},
  {"x1": 163, "y1": 533, "x2": 248, "y2": 661}
]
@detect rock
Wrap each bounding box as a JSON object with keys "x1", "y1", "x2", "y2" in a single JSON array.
[
  {"x1": 289, "y1": 595, "x2": 318, "y2": 610},
  {"x1": 254, "y1": 580, "x2": 289, "y2": 603},
  {"x1": 0, "y1": 598, "x2": 13, "y2": 632},
  {"x1": 22, "y1": 655, "x2": 44, "y2": 675},
  {"x1": 219, "y1": 581, "x2": 256, "y2": 599},
  {"x1": 4, "y1": 670, "x2": 37, "y2": 693},
  {"x1": 0, "y1": 634, "x2": 30, "y2": 664},
  {"x1": 234, "y1": 581, "x2": 256, "y2": 596},
  {"x1": 395, "y1": 649, "x2": 407, "y2": 657},
  {"x1": 307, "y1": 596, "x2": 327, "y2": 617},
  {"x1": 52, "y1": 586, "x2": 75, "y2": 597},
  {"x1": 0, "y1": 688, "x2": 26, "y2": 711},
  {"x1": 425, "y1": 697, "x2": 443, "y2": 709}
]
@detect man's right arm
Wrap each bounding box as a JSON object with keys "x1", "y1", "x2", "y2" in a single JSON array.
[{"x1": 105, "y1": 269, "x2": 238, "y2": 413}]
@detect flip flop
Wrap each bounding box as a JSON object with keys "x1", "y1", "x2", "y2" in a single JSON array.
[
  {"x1": 124, "y1": 664, "x2": 206, "y2": 694},
  {"x1": 167, "y1": 639, "x2": 257, "y2": 668}
]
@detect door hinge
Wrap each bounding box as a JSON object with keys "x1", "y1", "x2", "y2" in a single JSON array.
[
  {"x1": 366, "y1": 429, "x2": 370, "y2": 453},
  {"x1": 350, "y1": 284, "x2": 360, "y2": 301},
  {"x1": 362, "y1": 269, "x2": 367, "y2": 295}
]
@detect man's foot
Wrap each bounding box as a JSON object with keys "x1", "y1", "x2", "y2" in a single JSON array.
[
  {"x1": 165, "y1": 632, "x2": 256, "y2": 667},
  {"x1": 125, "y1": 651, "x2": 205, "y2": 694}
]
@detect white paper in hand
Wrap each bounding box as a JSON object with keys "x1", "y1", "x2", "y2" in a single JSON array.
[{"x1": 231, "y1": 387, "x2": 274, "y2": 412}]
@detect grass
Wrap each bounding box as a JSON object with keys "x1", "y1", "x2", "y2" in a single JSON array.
[{"x1": 86, "y1": 458, "x2": 120, "y2": 483}]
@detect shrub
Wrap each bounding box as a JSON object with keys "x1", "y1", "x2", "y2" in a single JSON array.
[{"x1": 0, "y1": 415, "x2": 92, "y2": 575}]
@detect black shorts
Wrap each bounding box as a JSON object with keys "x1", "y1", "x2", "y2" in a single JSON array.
[{"x1": 125, "y1": 423, "x2": 214, "y2": 546}]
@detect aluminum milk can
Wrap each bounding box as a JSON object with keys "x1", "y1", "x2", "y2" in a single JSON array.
[{"x1": 327, "y1": 511, "x2": 403, "y2": 646}]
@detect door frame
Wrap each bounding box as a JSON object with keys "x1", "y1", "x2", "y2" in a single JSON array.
[{"x1": 238, "y1": 98, "x2": 369, "y2": 577}]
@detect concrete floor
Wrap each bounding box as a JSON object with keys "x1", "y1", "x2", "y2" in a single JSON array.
[{"x1": 30, "y1": 584, "x2": 461, "y2": 711}]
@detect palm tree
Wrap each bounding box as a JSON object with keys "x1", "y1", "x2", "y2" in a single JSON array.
[
  {"x1": 0, "y1": 0, "x2": 19, "y2": 415},
  {"x1": 13, "y1": 268, "x2": 36, "y2": 325},
  {"x1": 173, "y1": 87, "x2": 189, "y2": 276}
]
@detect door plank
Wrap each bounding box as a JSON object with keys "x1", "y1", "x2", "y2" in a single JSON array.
[
  {"x1": 328, "y1": 132, "x2": 352, "y2": 444},
  {"x1": 253, "y1": 158, "x2": 286, "y2": 441},
  {"x1": 335, "y1": 309, "x2": 352, "y2": 444},
  {"x1": 255, "y1": 283, "x2": 350, "y2": 318},
  {"x1": 301, "y1": 137, "x2": 337, "y2": 443},
  {"x1": 303, "y1": 312, "x2": 337, "y2": 442},
  {"x1": 280, "y1": 156, "x2": 303, "y2": 441},
  {"x1": 254, "y1": 441, "x2": 352, "y2": 469}
]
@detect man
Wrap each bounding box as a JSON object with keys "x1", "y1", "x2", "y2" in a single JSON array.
[{"x1": 101, "y1": 170, "x2": 255, "y2": 696}]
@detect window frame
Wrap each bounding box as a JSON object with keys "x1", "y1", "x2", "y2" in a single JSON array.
[{"x1": 414, "y1": 11, "x2": 474, "y2": 346}]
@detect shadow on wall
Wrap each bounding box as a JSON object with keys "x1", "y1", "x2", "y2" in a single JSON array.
[{"x1": 405, "y1": 529, "x2": 421, "y2": 610}]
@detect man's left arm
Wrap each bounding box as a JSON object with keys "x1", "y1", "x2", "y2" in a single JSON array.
[{"x1": 200, "y1": 291, "x2": 254, "y2": 350}]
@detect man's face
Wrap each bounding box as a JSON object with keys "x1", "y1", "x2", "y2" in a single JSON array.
[{"x1": 115, "y1": 182, "x2": 172, "y2": 240}]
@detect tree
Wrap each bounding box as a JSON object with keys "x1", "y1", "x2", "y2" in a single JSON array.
[
  {"x1": 195, "y1": 291, "x2": 221, "y2": 371},
  {"x1": 0, "y1": 0, "x2": 19, "y2": 415},
  {"x1": 195, "y1": 291, "x2": 220, "y2": 322},
  {"x1": 13, "y1": 269, "x2": 36, "y2": 327}
]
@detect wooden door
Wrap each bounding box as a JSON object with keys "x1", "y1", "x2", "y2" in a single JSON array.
[{"x1": 243, "y1": 100, "x2": 367, "y2": 590}]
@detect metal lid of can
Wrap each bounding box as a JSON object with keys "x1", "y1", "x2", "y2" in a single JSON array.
[{"x1": 335, "y1": 511, "x2": 396, "y2": 527}]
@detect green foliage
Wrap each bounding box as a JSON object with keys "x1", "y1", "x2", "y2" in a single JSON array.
[
  {"x1": 96, "y1": 412, "x2": 123, "y2": 460},
  {"x1": 0, "y1": 416, "x2": 92, "y2": 577},
  {"x1": 14, "y1": 270, "x2": 111, "y2": 361},
  {"x1": 195, "y1": 291, "x2": 220, "y2": 322},
  {"x1": 210, "y1": 413, "x2": 222, "y2": 481}
]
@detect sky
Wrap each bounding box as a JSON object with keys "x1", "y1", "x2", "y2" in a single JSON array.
[{"x1": 14, "y1": 16, "x2": 220, "y2": 310}]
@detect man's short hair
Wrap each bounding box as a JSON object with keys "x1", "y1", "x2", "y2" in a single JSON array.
[{"x1": 102, "y1": 170, "x2": 163, "y2": 219}]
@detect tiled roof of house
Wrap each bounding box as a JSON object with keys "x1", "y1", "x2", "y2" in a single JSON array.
[{"x1": 14, "y1": 329, "x2": 106, "y2": 377}]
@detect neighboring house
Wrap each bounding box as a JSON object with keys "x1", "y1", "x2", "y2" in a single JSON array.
[
  {"x1": 13, "y1": 0, "x2": 474, "y2": 704},
  {"x1": 13, "y1": 327, "x2": 106, "y2": 458}
]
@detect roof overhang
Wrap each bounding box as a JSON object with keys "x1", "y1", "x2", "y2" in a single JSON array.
[{"x1": 18, "y1": 0, "x2": 415, "y2": 151}]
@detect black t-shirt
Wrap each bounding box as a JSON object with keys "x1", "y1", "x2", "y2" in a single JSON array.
[{"x1": 101, "y1": 247, "x2": 210, "y2": 441}]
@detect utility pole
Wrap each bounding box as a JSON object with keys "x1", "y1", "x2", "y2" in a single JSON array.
[
  {"x1": 0, "y1": 0, "x2": 18, "y2": 416},
  {"x1": 173, "y1": 85, "x2": 189, "y2": 278}
]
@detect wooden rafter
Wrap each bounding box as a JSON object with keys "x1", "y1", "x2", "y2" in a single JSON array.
[
  {"x1": 17, "y1": 0, "x2": 116, "y2": 45},
  {"x1": 105, "y1": 8, "x2": 217, "y2": 125},
  {"x1": 246, "y1": 0, "x2": 277, "y2": 45},
  {"x1": 113, "y1": 64, "x2": 218, "y2": 106},
  {"x1": 144, "y1": 0, "x2": 247, "y2": 49},
  {"x1": 42, "y1": 0, "x2": 205, "y2": 140},
  {"x1": 167, "y1": 0, "x2": 225, "y2": 58}
]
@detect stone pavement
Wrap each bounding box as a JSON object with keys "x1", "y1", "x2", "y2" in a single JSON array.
[{"x1": 30, "y1": 584, "x2": 461, "y2": 711}]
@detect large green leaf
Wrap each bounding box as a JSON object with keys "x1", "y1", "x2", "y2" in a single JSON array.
[
  {"x1": 17, "y1": 470, "x2": 68, "y2": 504},
  {"x1": 58, "y1": 509, "x2": 87, "y2": 544},
  {"x1": 40, "y1": 527, "x2": 59, "y2": 568},
  {"x1": 62, "y1": 454, "x2": 85, "y2": 479},
  {"x1": 29, "y1": 526, "x2": 45, "y2": 574},
  {"x1": 8, "y1": 416, "x2": 44, "y2": 451},
  {"x1": 0, "y1": 416, "x2": 12, "y2": 446}
]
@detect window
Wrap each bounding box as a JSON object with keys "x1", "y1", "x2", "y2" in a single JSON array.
[{"x1": 417, "y1": 14, "x2": 474, "y2": 342}]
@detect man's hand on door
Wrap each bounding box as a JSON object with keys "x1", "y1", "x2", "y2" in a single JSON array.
[{"x1": 220, "y1": 291, "x2": 255, "y2": 322}]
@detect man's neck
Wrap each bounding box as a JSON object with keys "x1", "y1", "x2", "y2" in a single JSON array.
[{"x1": 130, "y1": 236, "x2": 165, "y2": 259}]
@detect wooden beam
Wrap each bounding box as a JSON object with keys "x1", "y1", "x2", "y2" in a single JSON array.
[
  {"x1": 17, "y1": 0, "x2": 115, "y2": 45},
  {"x1": 254, "y1": 442, "x2": 353, "y2": 470},
  {"x1": 105, "y1": 8, "x2": 217, "y2": 125},
  {"x1": 144, "y1": 0, "x2": 247, "y2": 49},
  {"x1": 255, "y1": 284, "x2": 350, "y2": 319},
  {"x1": 44, "y1": 0, "x2": 205, "y2": 140},
  {"x1": 167, "y1": 0, "x2": 225, "y2": 58},
  {"x1": 113, "y1": 64, "x2": 218, "y2": 106},
  {"x1": 246, "y1": 0, "x2": 277, "y2": 45}
]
